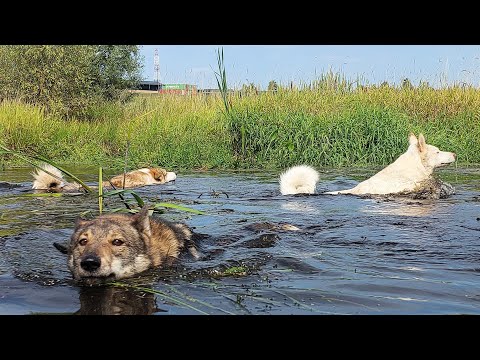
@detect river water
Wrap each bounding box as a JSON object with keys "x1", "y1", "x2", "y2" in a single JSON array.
[{"x1": 0, "y1": 166, "x2": 479, "y2": 314}]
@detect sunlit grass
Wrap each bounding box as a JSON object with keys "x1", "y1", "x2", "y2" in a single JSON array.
[
  {"x1": 0, "y1": 96, "x2": 232, "y2": 170},
  {"x1": 226, "y1": 84, "x2": 480, "y2": 167},
  {"x1": 1, "y1": 80, "x2": 480, "y2": 169}
]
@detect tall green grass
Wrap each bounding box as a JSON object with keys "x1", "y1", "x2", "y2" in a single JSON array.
[
  {"x1": 0, "y1": 96, "x2": 233, "y2": 170},
  {"x1": 225, "y1": 84, "x2": 480, "y2": 167},
  {"x1": 1, "y1": 82, "x2": 480, "y2": 169}
]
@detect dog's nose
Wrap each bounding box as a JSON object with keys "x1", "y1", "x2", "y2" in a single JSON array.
[
  {"x1": 80, "y1": 255, "x2": 101, "y2": 272},
  {"x1": 453, "y1": 153, "x2": 456, "y2": 159}
]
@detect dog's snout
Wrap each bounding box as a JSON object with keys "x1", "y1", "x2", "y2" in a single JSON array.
[
  {"x1": 80, "y1": 255, "x2": 101, "y2": 272},
  {"x1": 453, "y1": 153, "x2": 456, "y2": 159}
]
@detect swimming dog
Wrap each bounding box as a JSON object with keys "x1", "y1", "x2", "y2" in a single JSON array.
[
  {"x1": 279, "y1": 165, "x2": 320, "y2": 196},
  {"x1": 32, "y1": 163, "x2": 177, "y2": 193},
  {"x1": 54, "y1": 205, "x2": 199, "y2": 285},
  {"x1": 279, "y1": 133, "x2": 456, "y2": 197}
]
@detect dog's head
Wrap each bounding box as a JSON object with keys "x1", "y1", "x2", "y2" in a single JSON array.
[
  {"x1": 47, "y1": 181, "x2": 65, "y2": 193},
  {"x1": 33, "y1": 180, "x2": 83, "y2": 193},
  {"x1": 150, "y1": 167, "x2": 176, "y2": 183},
  {"x1": 408, "y1": 133, "x2": 456, "y2": 171},
  {"x1": 65, "y1": 206, "x2": 154, "y2": 285}
]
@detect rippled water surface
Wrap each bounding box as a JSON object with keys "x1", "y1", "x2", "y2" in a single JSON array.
[{"x1": 0, "y1": 166, "x2": 479, "y2": 314}]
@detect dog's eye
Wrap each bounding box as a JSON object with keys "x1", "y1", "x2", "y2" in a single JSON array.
[
  {"x1": 112, "y1": 239, "x2": 124, "y2": 246},
  {"x1": 79, "y1": 238, "x2": 88, "y2": 246}
]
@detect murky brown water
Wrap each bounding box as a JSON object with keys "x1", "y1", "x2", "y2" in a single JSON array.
[{"x1": 0, "y1": 166, "x2": 479, "y2": 314}]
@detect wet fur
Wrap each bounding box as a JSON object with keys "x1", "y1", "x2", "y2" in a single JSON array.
[
  {"x1": 32, "y1": 164, "x2": 83, "y2": 193},
  {"x1": 64, "y1": 206, "x2": 198, "y2": 284},
  {"x1": 105, "y1": 168, "x2": 176, "y2": 188},
  {"x1": 279, "y1": 165, "x2": 320, "y2": 195},
  {"x1": 32, "y1": 164, "x2": 176, "y2": 193},
  {"x1": 279, "y1": 133, "x2": 456, "y2": 197}
]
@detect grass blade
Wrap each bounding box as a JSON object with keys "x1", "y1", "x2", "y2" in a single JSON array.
[
  {"x1": 0, "y1": 144, "x2": 93, "y2": 193},
  {"x1": 111, "y1": 282, "x2": 209, "y2": 315},
  {"x1": 22, "y1": 193, "x2": 63, "y2": 197},
  {"x1": 102, "y1": 189, "x2": 132, "y2": 197},
  {"x1": 102, "y1": 189, "x2": 203, "y2": 214},
  {"x1": 153, "y1": 202, "x2": 205, "y2": 215},
  {"x1": 103, "y1": 189, "x2": 144, "y2": 208},
  {"x1": 98, "y1": 167, "x2": 103, "y2": 214},
  {"x1": 130, "y1": 191, "x2": 145, "y2": 208},
  {"x1": 31, "y1": 153, "x2": 93, "y2": 193},
  {"x1": 163, "y1": 283, "x2": 235, "y2": 315}
]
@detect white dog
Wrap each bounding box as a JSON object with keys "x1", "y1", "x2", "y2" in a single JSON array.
[{"x1": 279, "y1": 133, "x2": 456, "y2": 196}]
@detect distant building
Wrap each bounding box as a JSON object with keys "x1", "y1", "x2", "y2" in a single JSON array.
[
  {"x1": 134, "y1": 81, "x2": 197, "y2": 95},
  {"x1": 137, "y1": 80, "x2": 161, "y2": 91},
  {"x1": 158, "y1": 83, "x2": 197, "y2": 95}
]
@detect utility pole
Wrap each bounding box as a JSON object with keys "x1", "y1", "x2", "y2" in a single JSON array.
[{"x1": 154, "y1": 48, "x2": 160, "y2": 92}]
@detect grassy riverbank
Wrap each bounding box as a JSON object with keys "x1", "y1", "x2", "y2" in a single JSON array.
[{"x1": 1, "y1": 85, "x2": 480, "y2": 170}]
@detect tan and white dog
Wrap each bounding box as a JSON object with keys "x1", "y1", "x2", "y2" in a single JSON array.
[
  {"x1": 106, "y1": 168, "x2": 177, "y2": 188},
  {"x1": 32, "y1": 163, "x2": 177, "y2": 193},
  {"x1": 279, "y1": 133, "x2": 456, "y2": 196}
]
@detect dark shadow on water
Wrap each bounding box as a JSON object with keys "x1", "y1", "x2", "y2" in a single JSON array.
[{"x1": 75, "y1": 286, "x2": 166, "y2": 315}]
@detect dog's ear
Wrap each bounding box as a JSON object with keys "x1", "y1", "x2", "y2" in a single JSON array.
[
  {"x1": 75, "y1": 217, "x2": 89, "y2": 228},
  {"x1": 408, "y1": 132, "x2": 418, "y2": 146},
  {"x1": 418, "y1": 133, "x2": 427, "y2": 153},
  {"x1": 53, "y1": 242, "x2": 68, "y2": 254},
  {"x1": 132, "y1": 205, "x2": 152, "y2": 237},
  {"x1": 150, "y1": 168, "x2": 166, "y2": 182}
]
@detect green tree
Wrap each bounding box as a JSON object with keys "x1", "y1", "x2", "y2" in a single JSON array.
[
  {"x1": 267, "y1": 80, "x2": 278, "y2": 92},
  {"x1": 401, "y1": 78, "x2": 414, "y2": 90},
  {"x1": 0, "y1": 45, "x2": 143, "y2": 118},
  {"x1": 91, "y1": 45, "x2": 143, "y2": 101},
  {"x1": 0, "y1": 45, "x2": 96, "y2": 117}
]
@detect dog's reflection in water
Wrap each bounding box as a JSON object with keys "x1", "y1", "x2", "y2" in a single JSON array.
[{"x1": 76, "y1": 286, "x2": 166, "y2": 315}]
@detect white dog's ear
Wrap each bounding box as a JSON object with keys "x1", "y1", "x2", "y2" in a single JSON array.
[
  {"x1": 418, "y1": 133, "x2": 427, "y2": 153},
  {"x1": 408, "y1": 132, "x2": 418, "y2": 145}
]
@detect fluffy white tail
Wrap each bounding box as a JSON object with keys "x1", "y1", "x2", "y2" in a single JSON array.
[
  {"x1": 32, "y1": 163, "x2": 65, "y2": 190},
  {"x1": 279, "y1": 165, "x2": 320, "y2": 195}
]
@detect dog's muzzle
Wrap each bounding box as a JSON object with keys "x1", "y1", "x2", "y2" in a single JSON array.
[{"x1": 80, "y1": 255, "x2": 101, "y2": 272}]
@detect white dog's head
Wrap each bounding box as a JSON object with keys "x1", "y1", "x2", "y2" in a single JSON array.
[
  {"x1": 165, "y1": 171, "x2": 177, "y2": 182},
  {"x1": 408, "y1": 133, "x2": 456, "y2": 172}
]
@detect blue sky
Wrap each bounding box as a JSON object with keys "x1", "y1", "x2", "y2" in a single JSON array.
[{"x1": 139, "y1": 45, "x2": 480, "y2": 90}]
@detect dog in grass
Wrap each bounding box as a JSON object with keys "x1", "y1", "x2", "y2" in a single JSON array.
[
  {"x1": 54, "y1": 205, "x2": 199, "y2": 285},
  {"x1": 32, "y1": 163, "x2": 177, "y2": 193},
  {"x1": 279, "y1": 133, "x2": 456, "y2": 198}
]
